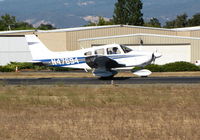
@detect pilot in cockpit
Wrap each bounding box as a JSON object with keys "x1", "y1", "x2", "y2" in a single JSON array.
[{"x1": 112, "y1": 47, "x2": 118, "y2": 54}]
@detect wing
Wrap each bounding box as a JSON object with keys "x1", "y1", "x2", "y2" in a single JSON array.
[{"x1": 85, "y1": 56, "x2": 125, "y2": 77}]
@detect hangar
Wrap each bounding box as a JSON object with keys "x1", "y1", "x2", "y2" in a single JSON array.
[{"x1": 0, "y1": 25, "x2": 200, "y2": 65}]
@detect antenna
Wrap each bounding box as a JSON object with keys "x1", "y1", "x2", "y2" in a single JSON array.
[
  {"x1": 140, "y1": 39, "x2": 143, "y2": 45},
  {"x1": 139, "y1": 38, "x2": 143, "y2": 51}
]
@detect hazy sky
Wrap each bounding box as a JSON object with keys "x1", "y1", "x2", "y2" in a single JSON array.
[{"x1": 0, "y1": 0, "x2": 199, "y2": 28}]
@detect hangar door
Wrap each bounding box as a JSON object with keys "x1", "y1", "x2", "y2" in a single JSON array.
[
  {"x1": 0, "y1": 36, "x2": 32, "y2": 65},
  {"x1": 129, "y1": 44, "x2": 191, "y2": 65}
]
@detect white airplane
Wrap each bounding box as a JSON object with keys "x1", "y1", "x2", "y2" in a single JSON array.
[{"x1": 25, "y1": 35, "x2": 161, "y2": 78}]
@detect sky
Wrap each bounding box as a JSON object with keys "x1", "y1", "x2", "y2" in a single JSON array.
[{"x1": 0, "y1": 0, "x2": 199, "y2": 28}]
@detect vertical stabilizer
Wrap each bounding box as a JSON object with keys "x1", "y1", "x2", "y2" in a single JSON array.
[{"x1": 25, "y1": 35, "x2": 53, "y2": 60}]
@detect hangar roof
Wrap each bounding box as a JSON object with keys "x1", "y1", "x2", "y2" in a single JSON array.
[
  {"x1": 0, "y1": 25, "x2": 200, "y2": 34},
  {"x1": 37, "y1": 25, "x2": 172, "y2": 33},
  {"x1": 172, "y1": 26, "x2": 200, "y2": 31},
  {"x1": 0, "y1": 30, "x2": 35, "y2": 34}
]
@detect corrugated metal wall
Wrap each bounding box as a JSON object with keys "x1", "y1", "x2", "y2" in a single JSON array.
[
  {"x1": 79, "y1": 35, "x2": 191, "y2": 47},
  {"x1": 37, "y1": 32, "x2": 67, "y2": 51},
  {"x1": 191, "y1": 41, "x2": 200, "y2": 61},
  {"x1": 190, "y1": 30, "x2": 200, "y2": 38},
  {"x1": 63, "y1": 26, "x2": 177, "y2": 51},
  {"x1": 34, "y1": 26, "x2": 178, "y2": 51},
  {"x1": 176, "y1": 31, "x2": 191, "y2": 37},
  {"x1": 37, "y1": 26, "x2": 200, "y2": 52}
]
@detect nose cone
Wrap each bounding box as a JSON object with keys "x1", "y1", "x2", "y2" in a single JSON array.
[{"x1": 154, "y1": 52, "x2": 162, "y2": 58}]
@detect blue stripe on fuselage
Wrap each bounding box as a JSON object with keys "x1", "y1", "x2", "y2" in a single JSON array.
[{"x1": 33, "y1": 55, "x2": 144, "y2": 67}]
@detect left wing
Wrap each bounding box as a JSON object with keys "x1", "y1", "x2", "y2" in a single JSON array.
[{"x1": 85, "y1": 55, "x2": 125, "y2": 77}]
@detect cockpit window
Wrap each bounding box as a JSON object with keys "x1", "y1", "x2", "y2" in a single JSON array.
[
  {"x1": 120, "y1": 45, "x2": 132, "y2": 53},
  {"x1": 107, "y1": 47, "x2": 121, "y2": 55}
]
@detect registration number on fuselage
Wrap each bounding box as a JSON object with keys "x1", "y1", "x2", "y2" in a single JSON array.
[{"x1": 51, "y1": 57, "x2": 79, "y2": 65}]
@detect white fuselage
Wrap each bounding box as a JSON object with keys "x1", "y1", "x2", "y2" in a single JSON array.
[{"x1": 35, "y1": 44, "x2": 154, "y2": 70}]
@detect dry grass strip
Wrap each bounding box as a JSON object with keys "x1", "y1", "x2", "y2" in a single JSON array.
[{"x1": 0, "y1": 84, "x2": 199, "y2": 139}]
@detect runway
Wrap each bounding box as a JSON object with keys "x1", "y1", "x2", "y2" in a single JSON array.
[{"x1": 1, "y1": 76, "x2": 200, "y2": 85}]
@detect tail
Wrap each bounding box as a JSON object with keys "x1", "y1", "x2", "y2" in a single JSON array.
[{"x1": 25, "y1": 35, "x2": 53, "y2": 60}]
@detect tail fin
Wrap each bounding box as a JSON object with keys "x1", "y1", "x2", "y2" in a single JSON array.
[{"x1": 25, "y1": 35, "x2": 53, "y2": 60}]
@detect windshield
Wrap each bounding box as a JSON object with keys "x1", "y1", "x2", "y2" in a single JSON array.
[{"x1": 120, "y1": 45, "x2": 132, "y2": 53}]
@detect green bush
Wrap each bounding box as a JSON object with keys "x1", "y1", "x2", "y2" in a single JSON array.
[
  {"x1": 162, "y1": 61, "x2": 200, "y2": 72},
  {"x1": 132, "y1": 66, "x2": 142, "y2": 71},
  {"x1": 8, "y1": 62, "x2": 35, "y2": 69},
  {"x1": 133, "y1": 61, "x2": 200, "y2": 72},
  {"x1": 0, "y1": 62, "x2": 46, "y2": 72},
  {"x1": 0, "y1": 62, "x2": 72, "y2": 72},
  {"x1": 0, "y1": 66, "x2": 15, "y2": 72},
  {"x1": 144, "y1": 64, "x2": 164, "y2": 72}
]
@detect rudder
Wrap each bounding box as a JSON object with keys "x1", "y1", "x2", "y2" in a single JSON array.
[{"x1": 25, "y1": 35, "x2": 53, "y2": 60}]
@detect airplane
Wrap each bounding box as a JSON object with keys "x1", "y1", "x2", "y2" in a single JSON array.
[{"x1": 25, "y1": 35, "x2": 161, "y2": 78}]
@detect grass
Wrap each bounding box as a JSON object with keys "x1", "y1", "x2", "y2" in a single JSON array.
[{"x1": 0, "y1": 84, "x2": 200, "y2": 139}]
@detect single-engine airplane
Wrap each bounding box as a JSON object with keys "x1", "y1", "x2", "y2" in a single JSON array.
[{"x1": 25, "y1": 35, "x2": 161, "y2": 78}]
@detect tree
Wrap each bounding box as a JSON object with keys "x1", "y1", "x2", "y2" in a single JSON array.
[
  {"x1": 164, "y1": 13, "x2": 188, "y2": 28},
  {"x1": 98, "y1": 17, "x2": 113, "y2": 26},
  {"x1": 37, "y1": 24, "x2": 56, "y2": 30},
  {"x1": 98, "y1": 16, "x2": 107, "y2": 25},
  {"x1": 84, "y1": 16, "x2": 113, "y2": 26},
  {"x1": 113, "y1": 0, "x2": 144, "y2": 26},
  {"x1": 85, "y1": 21, "x2": 97, "y2": 26},
  {"x1": 0, "y1": 14, "x2": 34, "y2": 30},
  {"x1": 113, "y1": 0, "x2": 127, "y2": 24},
  {"x1": 175, "y1": 13, "x2": 188, "y2": 27},
  {"x1": 15, "y1": 22, "x2": 33, "y2": 30},
  {"x1": 0, "y1": 14, "x2": 16, "y2": 30},
  {"x1": 145, "y1": 17, "x2": 161, "y2": 27},
  {"x1": 164, "y1": 20, "x2": 175, "y2": 28},
  {"x1": 188, "y1": 13, "x2": 200, "y2": 26}
]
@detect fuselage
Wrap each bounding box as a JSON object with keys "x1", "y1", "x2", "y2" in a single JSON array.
[
  {"x1": 25, "y1": 35, "x2": 162, "y2": 77},
  {"x1": 33, "y1": 44, "x2": 154, "y2": 70}
]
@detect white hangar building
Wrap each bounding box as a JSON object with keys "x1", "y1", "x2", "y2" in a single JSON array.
[{"x1": 0, "y1": 25, "x2": 200, "y2": 65}]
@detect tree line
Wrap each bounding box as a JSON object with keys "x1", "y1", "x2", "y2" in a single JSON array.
[
  {"x1": 86, "y1": 0, "x2": 200, "y2": 28},
  {"x1": 0, "y1": 14, "x2": 56, "y2": 31},
  {"x1": 1, "y1": 0, "x2": 200, "y2": 31}
]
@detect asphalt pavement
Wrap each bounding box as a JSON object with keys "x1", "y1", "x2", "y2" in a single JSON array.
[{"x1": 1, "y1": 76, "x2": 200, "y2": 85}]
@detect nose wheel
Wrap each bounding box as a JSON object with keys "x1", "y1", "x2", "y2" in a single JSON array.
[{"x1": 132, "y1": 69, "x2": 152, "y2": 77}]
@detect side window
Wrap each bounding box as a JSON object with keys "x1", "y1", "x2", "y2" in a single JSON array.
[
  {"x1": 84, "y1": 51, "x2": 92, "y2": 56},
  {"x1": 107, "y1": 47, "x2": 121, "y2": 55},
  {"x1": 94, "y1": 49, "x2": 104, "y2": 55}
]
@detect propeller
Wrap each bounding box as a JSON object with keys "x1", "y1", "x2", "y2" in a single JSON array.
[
  {"x1": 152, "y1": 52, "x2": 162, "y2": 64},
  {"x1": 152, "y1": 53, "x2": 156, "y2": 64}
]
